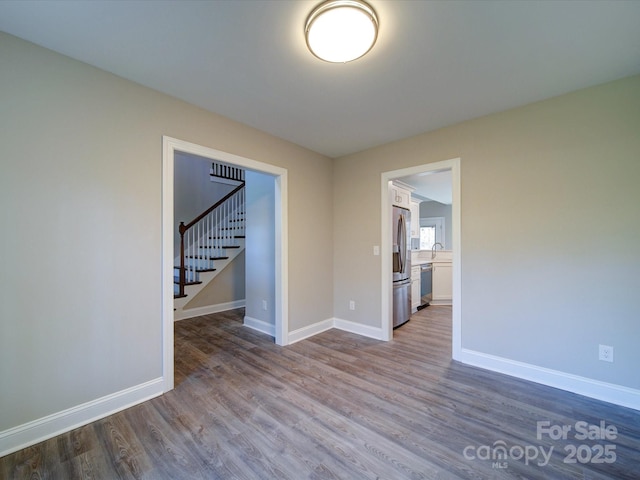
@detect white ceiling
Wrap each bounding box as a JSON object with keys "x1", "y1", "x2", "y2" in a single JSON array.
[
  {"x1": 1, "y1": 1, "x2": 639, "y2": 158},
  {"x1": 398, "y1": 170, "x2": 452, "y2": 205}
]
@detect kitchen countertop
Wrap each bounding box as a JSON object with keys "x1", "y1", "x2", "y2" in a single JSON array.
[{"x1": 412, "y1": 249, "x2": 452, "y2": 264}]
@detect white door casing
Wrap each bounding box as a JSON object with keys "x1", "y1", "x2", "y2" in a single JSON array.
[
  {"x1": 380, "y1": 158, "x2": 461, "y2": 360},
  {"x1": 162, "y1": 136, "x2": 288, "y2": 393}
]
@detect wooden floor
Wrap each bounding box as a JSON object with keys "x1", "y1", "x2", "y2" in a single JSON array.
[{"x1": 2, "y1": 307, "x2": 639, "y2": 479}]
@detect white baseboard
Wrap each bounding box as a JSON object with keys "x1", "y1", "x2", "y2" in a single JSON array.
[
  {"x1": 459, "y1": 348, "x2": 640, "y2": 411},
  {"x1": 288, "y1": 318, "x2": 334, "y2": 344},
  {"x1": 287, "y1": 317, "x2": 384, "y2": 344},
  {"x1": 244, "y1": 315, "x2": 276, "y2": 337},
  {"x1": 0, "y1": 377, "x2": 164, "y2": 458},
  {"x1": 175, "y1": 299, "x2": 245, "y2": 321},
  {"x1": 429, "y1": 299, "x2": 452, "y2": 306},
  {"x1": 333, "y1": 317, "x2": 384, "y2": 340}
]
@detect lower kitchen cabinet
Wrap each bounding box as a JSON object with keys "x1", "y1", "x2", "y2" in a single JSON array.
[
  {"x1": 432, "y1": 262, "x2": 452, "y2": 305},
  {"x1": 411, "y1": 265, "x2": 421, "y2": 313}
]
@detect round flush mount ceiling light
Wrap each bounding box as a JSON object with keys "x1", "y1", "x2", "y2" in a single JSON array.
[{"x1": 305, "y1": 0, "x2": 379, "y2": 63}]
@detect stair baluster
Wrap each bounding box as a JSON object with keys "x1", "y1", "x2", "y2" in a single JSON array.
[{"x1": 177, "y1": 182, "x2": 245, "y2": 299}]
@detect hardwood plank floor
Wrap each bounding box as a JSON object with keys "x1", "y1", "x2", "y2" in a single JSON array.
[{"x1": 2, "y1": 307, "x2": 639, "y2": 479}]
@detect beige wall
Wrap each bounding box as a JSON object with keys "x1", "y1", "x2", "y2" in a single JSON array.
[
  {"x1": 0, "y1": 33, "x2": 333, "y2": 432},
  {"x1": 334, "y1": 75, "x2": 640, "y2": 390}
]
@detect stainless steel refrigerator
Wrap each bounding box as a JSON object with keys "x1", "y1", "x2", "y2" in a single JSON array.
[{"x1": 392, "y1": 205, "x2": 411, "y2": 327}]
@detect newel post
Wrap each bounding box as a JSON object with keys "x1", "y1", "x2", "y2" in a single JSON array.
[{"x1": 179, "y1": 221, "x2": 186, "y2": 297}]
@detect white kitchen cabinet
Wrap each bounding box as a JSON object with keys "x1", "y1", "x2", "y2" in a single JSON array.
[
  {"x1": 432, "y1": 262, "x2": 452, "y2": 305},
  {"x1": 410, "y1": 200, "x2": 420, "y2": 238},
  {"x1": 391, "y1": 182, "x2": 412, "y2": 209},
  {"x1": 411, "y1": 265, "x2": 421, "y2": 313}
]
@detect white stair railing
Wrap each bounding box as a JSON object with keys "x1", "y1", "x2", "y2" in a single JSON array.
[{"x1": 177, "y1": 184, "x2": 244, "y2": 297}]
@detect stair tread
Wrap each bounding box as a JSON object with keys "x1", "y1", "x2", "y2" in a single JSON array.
[
  {"x1": 187, "y1": 255, "x2": 229, "y2": 260},
  {"x1": 199, "y1": 245, "x2": 240, "y2": 249},
  {"x1": 174, "y1": 294, "x2": 188, "y2": 299},
  {"x1": 173, "y1": 280, "x2": 202, "y2": 286},
  {"x1": 196, "y1": 268, "x2": 217, "y2": 273}
]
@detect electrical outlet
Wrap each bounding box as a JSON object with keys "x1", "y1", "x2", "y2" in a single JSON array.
[
  {"x1": 599, "y1": 344, "x2": 613, "y2": 363},
  {"x1": 262, "y1": 300, "x2": 268, "y2": 311},
  {"x1": 373, "y1": 245, "x2": 380, "y2": 256},
  {"x1": 349, "y1": 300, "x2": 355, "y2": 311}
]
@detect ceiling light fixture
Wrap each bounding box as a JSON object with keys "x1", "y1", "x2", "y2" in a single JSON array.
[{"x1": 305, "y1": 0, "x2": 379, "y2": 63}]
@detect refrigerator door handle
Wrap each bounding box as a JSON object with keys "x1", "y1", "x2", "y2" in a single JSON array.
[
  {"x1": 397, "y1": 214, "x2": 405, "y2": 273},
  {"x1": 401, "y1": 213, "x2": 408, "y2": 273}
]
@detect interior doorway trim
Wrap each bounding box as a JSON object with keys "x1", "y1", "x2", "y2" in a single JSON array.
[
  {"x1": 162, "y1": 136, "x2": 288, "y2": 392},
  {"x1": 380, "y1": 158, "x2": 461, "y2": 359}
]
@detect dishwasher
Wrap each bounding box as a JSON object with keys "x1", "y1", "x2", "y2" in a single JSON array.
[{"x1": 419, "y1": 263, "x2": 433, "y2": 309}]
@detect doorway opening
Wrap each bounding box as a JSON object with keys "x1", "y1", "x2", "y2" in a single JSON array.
[
  {"x1": 380, "y1": 158, "x2": 461, "y2": 360},
  {"x1": 162, "y1": 137, "x2": 289, "y2": 392}
]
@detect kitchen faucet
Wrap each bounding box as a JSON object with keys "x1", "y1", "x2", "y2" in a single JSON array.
[{"x1": 431, "y1": 242, "x2": 444, "y2": 259}]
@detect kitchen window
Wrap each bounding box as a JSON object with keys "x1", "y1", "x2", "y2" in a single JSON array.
[{"x1": 419, "y1": 217, "x2": 445, "y2": 250}]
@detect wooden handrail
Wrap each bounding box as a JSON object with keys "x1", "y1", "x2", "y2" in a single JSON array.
[{"x1": 179, "y1": 182, "x2": 245, "y2": 234}]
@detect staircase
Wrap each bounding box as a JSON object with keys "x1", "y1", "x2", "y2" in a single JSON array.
[{"x1": 174, "y1": 163, "x2": 245, "y2": 318}]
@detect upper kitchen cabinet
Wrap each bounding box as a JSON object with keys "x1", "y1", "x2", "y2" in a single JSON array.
[
  {"x1": 390, "y1": 181, "x2": 414, "y2": 209},
  {"x1": 410, "y1": 199, "x2": 420, "y2": 238}
]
